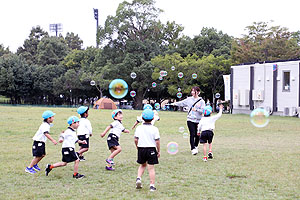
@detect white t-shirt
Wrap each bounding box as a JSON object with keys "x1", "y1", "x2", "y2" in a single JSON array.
[
  {"x1": 32, "y1": 122, "x2": 51, "y2": 142},
  {"x1": 134, "y1": 124, "x2": 160, "y2": 147},
  {"x1": 136, "y1": 110, "x2": 160, "y2": 125},
  {"x1": 77, "y1": 118, "x2": 92, "y2": 137},
  {"x1": 109, "y1": 120, "x2": 125, "y2": 138},
  {"x1": 61, "y1": 127, "x2": 78, "y2": 148},
  {"x1": 197, "y1": 110, "x2": 222, "y2": 132}
]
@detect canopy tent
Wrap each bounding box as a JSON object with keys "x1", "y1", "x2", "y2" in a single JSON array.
[{"x1": 93, "y1": 98, "x2": 117, "y2": 110}]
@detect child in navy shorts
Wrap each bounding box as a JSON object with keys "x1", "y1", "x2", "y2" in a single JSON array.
[
  {"x1": 101, "y1": 109, "x2": 130, "y2": 171},
  {"x1": 197, "y1": 104, "x2": 223, "y2": 161},
  {"x1": 77, "y1": 106, "x2": 92, "y2": 161},
  {"x1": 45, "y1": 116, "x2": 87, "y2": 179},
  {"x1": 25, "y1": 110, "x2": 57, "y2": 174},
  {"x1": 134, "y1": 109, "x2": 160, "y2": 191}
]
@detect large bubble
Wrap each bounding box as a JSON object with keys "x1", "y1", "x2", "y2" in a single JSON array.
[
  {"x1": 250, "y1": 108, "x2": 270, "y2": 128},
  {"x1": 154, "y1": 103, "x2": 160, "y2": 110},
  {"x1": 109, "y1": 79, "x2": 128, "y2": 99},
  {"x1": 167, "y1": 142, "x2": 179, "y2": 155}
]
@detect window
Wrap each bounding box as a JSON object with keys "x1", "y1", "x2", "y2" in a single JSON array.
[{"x1": 283, "y1": 71, "x2": 290, "y2": 91}]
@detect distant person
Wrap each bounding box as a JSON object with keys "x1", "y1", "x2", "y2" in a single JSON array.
[
  {"x1": 25, "y1": 110, "x2": 57, "y2": 174},
  {"x1": 45, "y1": 116, "x2": 86, "y2": 179},
  {"x1": 134, "y1": 109, "x2": 160, "y2": 192},
  {"x1": 76, "y1": 106, "x2": 92, "y2": 161},
  {"x1": 173, "y1": 86, "x2": 205, "y2": 155},
  {"x1": 101, "y1": 109, "x2": 130, "y2": 171},
  {"x1": 197, "y1": 104, "x2": 223, "y2": 162},
  {"x1": 131, "y1": 104, "x2": 160, "y2": 130}
]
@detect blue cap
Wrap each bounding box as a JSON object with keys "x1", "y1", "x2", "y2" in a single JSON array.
[
  {"x1": 42, "y1": 110, "x2": 56, "y2": 119},
  {"x1": 142, "y1": 109, "x2": 154, "y2": 120},
  {"x1": 77, "y1": 106, "x2": 89, "y2": 115},
  {"x1": 67, "y1": 116, "x2": 80, "y2": 125},
  {"x1": 112, "y1": 109, "x2": 122, "y2": 119},
  {"x1": 143, "y1": 104, "x2": 153, "y2": 110},
  {"x1": 203, "y1": 106, "x2": 212, "y2": 116}
]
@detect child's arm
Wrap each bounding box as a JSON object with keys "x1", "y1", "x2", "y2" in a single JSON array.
[
  {"x1": 45, "y1": 133, "x2": 57, "y2": 145},
  {"x1": 134, "y1": 137, "x2": 139, "y2": 149},
  {"x1": 131, "y1": 121, "x2": 139, "y2": 130},
  {"x1": 123, "y1": 129, "x2": 130, "y2": 133},
  {"x1": 155, "y1": 139, "x2": 160, "y2": 158},
  {"x1": 100, "y1": 125, "x2": 111, "y2": 138},
  {"x1": 78, "y1": 140, "x2": 87, "y2": 144},
  {"x1": 58, "y1": 131, "x2": 64, "y2": 143},
  {"x1": 197, "y1": 123, "x2": 202, "y2": 136}
]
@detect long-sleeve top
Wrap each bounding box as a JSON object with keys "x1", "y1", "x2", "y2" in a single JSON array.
[
  {"x1": 197, "y1": 109, "x2": 222, "y2": 132},
  {"x1": 174, "y1": 96, "x2": 205, "y2": 123}
]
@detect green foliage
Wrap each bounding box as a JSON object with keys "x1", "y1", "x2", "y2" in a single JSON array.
[
  {"x1": 0, "y1": 44, "x2": 10, "y2": 57},
  {"x1": 64, "y1": 32, "x2": 83, "y2": 50}
]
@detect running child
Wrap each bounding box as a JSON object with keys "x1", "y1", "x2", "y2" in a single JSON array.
[
  {"x1": 101, "y1": 109, "x2": 130, "y2": 171},
  {"x1": 131, "y1": 104, "x2": 160, "y2": 130},
  {"x1": 197, "y1": 104, "x2": 223, "y2": 161},
  {"x1": 134, "y1": 109, "x2": 160, "y2": 191},
  {"x1": 77, "y1": 106, "x2": 92, "y2": 161},
  {"x1": 45, "y1": 116, "x2": 87, "y2": 179},
  {"x1": 25, "y1": 110, "x2": 57, "y2": 174}
]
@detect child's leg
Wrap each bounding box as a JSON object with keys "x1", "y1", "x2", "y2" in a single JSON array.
[
  {"x1": 73, "y1": 159, "x2": 80, "y2": 174},
  {"x1": 208, "y1": 143, "x2": 212, "y2": 152},
  {"x1": 109, "y1": 146, "x2": 122, "y2": 159},
  {"x1": 51, "y1": 162, "x2": 67, "y2": 168},
  {"x1": 137, "y1": 163, "x2": 147, "y2": 178},
  {"x1": 203, "y1": 143, "x2": 207, "y2": 156},
  {"x1": 29, "y1": 155, "x2": 45, "y2": 167},
  {"x1": 78, "y1": 147, "x2": 88, "y2": 156},
  {"x1": 147, "y1": 164, "x2": 155, "y2": 185}
]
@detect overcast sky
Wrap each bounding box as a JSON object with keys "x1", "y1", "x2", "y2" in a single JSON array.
[{"x1": 1, "y1": 0, "x2": 300, "y2": 52}]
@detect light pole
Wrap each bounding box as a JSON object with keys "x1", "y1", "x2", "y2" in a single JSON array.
[{"x1": 93, "y1": 8, "x2": 99, "y2": 48}]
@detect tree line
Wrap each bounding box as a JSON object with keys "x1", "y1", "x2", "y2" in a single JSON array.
[{"x1": 1, "y1": 0, "x2": 300, "y2": 109}]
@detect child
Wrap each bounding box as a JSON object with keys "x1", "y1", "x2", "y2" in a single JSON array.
[
  {"x1": 131, "y1": 104, "x2": 160, "y2": 130},
  {"x1": 134, "y1": 109, "x2": 160, "y2": 191},
  {"x1": 45, "y1": 116, "x2": 87, "y2": 179},
  {"x1": 197, "y1": 104, "x2": 223, "y2": 161},
  {"x1": 25, "y1": 110, "x2": 57, "y2": 174},
  {"x1": 101, "y1": 109, "x2": 130, "y2": 171},
  {"x1": 77, "y1": 106, "x2": 92, "y2": 161}
]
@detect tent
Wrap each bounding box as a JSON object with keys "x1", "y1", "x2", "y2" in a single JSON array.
[{"x1": 93, "y1": 98, "x2": 117, "y2": 110}]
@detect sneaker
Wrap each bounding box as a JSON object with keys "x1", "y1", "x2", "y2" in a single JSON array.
[
  {"x1": 73, "y1": 173, "x2": 85, "y2": 179},
  {"x1": 150, "y1": 186, "x2": 156, "y2": 191},
  {"x1": 33, "y1": 164, "x2": 41, "y2": 171},
  {"x1": 79, "y1": 156, "x2": 86, "y2": 161},
  {"x1": 208, "y1": 152, "x2": 213, "y2": 159},
  {"x1": 191, "y1": 148, "x2": 198, "y2": 155},
  {"x1": 136, "y1": 178, "x2": 142, "y2": 189},
  {"x1": 203, "y1": 157, "x2": 207, "y2": 162},
  {"x1": 45, "y1": 164, "x2": 52, "y2": 176},
  {"x1": 25, "y1": 167, "x2": 36, "y2": 174},
  {"x1": 106, "y1": 159, "x2": 115, "y2": 166},
  {"x1": 105, "y1": 165, "x2": 115, "y2": 171}
]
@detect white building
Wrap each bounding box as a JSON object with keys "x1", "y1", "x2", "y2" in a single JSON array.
[{"x1": 230, "y1": 60, "x2": 300, "y2": 116}]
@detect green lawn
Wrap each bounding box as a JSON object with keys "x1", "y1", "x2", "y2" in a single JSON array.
[{"x1": 0, "y1": 105, "x2": 299, "y2": 199}]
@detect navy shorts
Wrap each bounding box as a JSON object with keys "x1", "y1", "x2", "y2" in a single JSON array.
[
  {"x1": 200, "y1": 130, "x2": 214, "y2": 144},
  {"x1": 32, "y1": 141, "x2": 46, "y2": 157},
  {"x1": 78, "y1": 135, "x2": 89, "y2": 148},
  {"x1": 62, "y1": 147, "x2": 79, "y2": 163},
  {"x1": 107, "y1": 133, "x2": 119, "y2": 150},
  {"x1": 137, "y1": 147, "x2": 159, "y2": 165}
]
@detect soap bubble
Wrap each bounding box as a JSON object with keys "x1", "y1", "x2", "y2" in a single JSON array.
[{"x1": 109, "y1": 79, "x2": 128, "y2": 99}]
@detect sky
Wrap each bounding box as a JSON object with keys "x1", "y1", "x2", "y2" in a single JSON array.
[{"x1": 1, "y1": 0, "x2": 300, "y2": 52}]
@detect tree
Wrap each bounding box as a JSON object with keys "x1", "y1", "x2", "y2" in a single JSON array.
[
  {"x1": 0, "y1": 44, "x2": 10, "y2": 57},
  {"x1": 65, "y1": 32, "x2": 83, "y2": 50},
  {"x1": 231, "y1": 21, "x2": 300, "y2": 64}
]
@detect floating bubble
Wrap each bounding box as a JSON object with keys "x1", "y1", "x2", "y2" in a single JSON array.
[
  {"x1": 178, "y1": 126, "x2": 185, "y2": 133},
  {"x1": 162, "y1": 105, "x2": 166, "y2": 110},
  {"x1": 159, "y1": 76, "x2": 163, "y2": 81},
  {"x1": 178, "y1": 72, "x2": 184, "y2": 78},
  {"x1": 250, "y1": 108, "x2": 270, "y2": 128},
  {"x1": 171, "y1": 66, "x2": 175, "y2": 71},
  {"x1": 215, "y1": 93, "x2": 220, "y2": 99},
  {"x1": 109, "y1": 79, "x2": 128, "y2": 99},
  {"x1": 90, "y1": 80, "x2": 95, "y2": 86},
  {"x1": 152, "y1": 82, "x2": 157, "y2": 88},
  {"x1": 183, "y1": 132, "x2": 188, "y2": 138},
  {"x1": 160, "y1": 70, "x2": 168, "y2": 77},
  {"x1": 154, "y1": 103, "x2": 160, "y2": 110},
  {"x1": 130, "y1": 90, "x2": 136, "y2": 97},
  {"x1": 178, "y1": 88, "x2": 181, "y2": 92},
  {"x1": 177, "y1": 92, "x2": 182, "y2": 98},
  {"x1": 130, "y1": 72, "x2": 137, "y2": 79},
  {"x1": 167, "y1": 142, "x2": 178, "y2": 155},
  {"x1": 192, "y1": 73, "x2": 197, "y2": 79}
]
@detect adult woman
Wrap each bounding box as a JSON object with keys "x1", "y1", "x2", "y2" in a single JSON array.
[{"x1": 174, "y1": 86, "x2": 205, "y2": 155}]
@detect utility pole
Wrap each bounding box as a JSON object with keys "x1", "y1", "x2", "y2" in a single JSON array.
[{"x1": 93, "y1": 8, "x2": 99, "y2": 48}]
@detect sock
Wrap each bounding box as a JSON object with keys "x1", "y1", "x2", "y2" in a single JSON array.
[
  {"x1": 203, "y1": 156, "x2": 207, "y2": 159},
  {"x1": 74, "y1": 172, "x2": 78, "y2": 176},
  {"x1": 50, "y1": 165, "x2": 54, "y2": 169}
]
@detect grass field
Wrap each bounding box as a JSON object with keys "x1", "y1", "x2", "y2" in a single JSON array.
[{"x1": 0, "y1": 105, "x2": 299, "y2": 200}]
